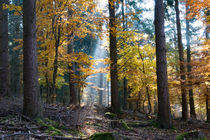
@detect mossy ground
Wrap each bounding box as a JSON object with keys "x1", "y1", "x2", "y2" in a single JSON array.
[
  {"x1": 175, "y1": 131, "x2": 207, "y2": 140},
  {"x1": 89, "y1": 132, "x2": 114, "y2": 140},
  {"x1": 36, "y1": 118, "x2": 63, "y2": 136},
  {"x1": 104, "y1": 112, "x2": 117, "y2": 119}
]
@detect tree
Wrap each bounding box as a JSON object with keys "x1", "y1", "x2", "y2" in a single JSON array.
[
  {"x1": 0, "y1": 0, "x2": 9, "y2": 97},
  {"x1": 68, "y1": 45, "x2": 78, "y2": 105},
  {"x1": 154, "y1": 0, "x2": 172, "y2": 128},
  {"x1": 185, "y1": 4, "x2": 196, "y2": 120},
  {"x1": 9, "y1": 0, "x2": 22, "y2": 97},
  {"x1": 23, "y1": 0, "x2": 42, "y2": 118},
  {"x1": 37, "y1": 0, "x2": 97, "y2": 104},
  {"x1": 109, "y1": 0, "x2": 120, "y2": 113},
  {"x1": 175, "y1": 0, "x2": 188, "y2": 121}
]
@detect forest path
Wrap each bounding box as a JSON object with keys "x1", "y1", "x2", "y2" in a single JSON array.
[
  {"x1": 79, "y1": 105, "x2": 176, "y2": 139},
  {"x1": 0, "y1": 98, "x2": 209, "y2": 140}
]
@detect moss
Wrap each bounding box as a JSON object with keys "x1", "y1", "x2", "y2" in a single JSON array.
[
  {"x1": 149, "y1": 120, "x2": 161, "y2": 128},
  {"x1": 68, "y1": 129, "x2": 80, "y2": 135},
  {"x1": 104, "y1": 112, "x2": 117, "y2": 119},
  {"x1": 79, "y1": 132, "x2": 86, "y2": 138},
  {"x1": 90, "y1": 132, "x2": 114, "y2": 140},
  {"x1": 36, "y1": 118, "x2": 63, "y2": 136},
  {"x1": 120, "y1": 120, "x2": 131, "y2": 131},
  {"x1": 197, "y1": 138, "x2": 208, "y2": 140}
]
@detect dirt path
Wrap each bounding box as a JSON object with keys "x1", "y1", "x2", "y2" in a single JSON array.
[{"x1": 0, "y1": 98, "x2": 209, "y2": 140}]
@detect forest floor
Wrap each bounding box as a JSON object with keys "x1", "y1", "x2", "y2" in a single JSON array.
[{"x1": 0, "y1": 98, "x2": 209, "y2": 140}]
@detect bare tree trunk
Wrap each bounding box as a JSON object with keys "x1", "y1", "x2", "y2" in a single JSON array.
[
  {"x1": 0, "y1": 0, "x2": 9, "y2": 97},
  {"x1": 109, "y1": 0, "x2": 120, "y2": 113},
  {"x1": 23, "y1": 0, "x2": 42, "y2": 118},
  {"x1": 186, "y1": 5, "x2": 196, "y2": 120},
  {"x1": 146, "y1": 87, "x2": 152, "y2": 114},
  {"x1": 10, "y1": 0, "x2": 21, "y2": 97},
  {"x1": 206, "y1": 93, "x2": 210, "y2": 122},
  {"x1": 154, "y1": 0, "x2": 172, "y2": 128},
  {"x1": 50, "y1": 43, "x2": 59, "y2": 103},
  {"x1": 99, "y1": 73, "x2": 103, "y2": 106},
  {"x1": 68, "y1": 45, "x2": 78, "y2": 105},
  {"x1": 121, "y1": 0, "x2": 128, "y2": 110},
  {"x1": 175, "y1": 0, "x2": 188, "y2": 121},
  {"x1": 123, "y1": 78, "x2": 128, "y2": 109},
  {"x1": 45, "y1": 74, "x2": 50, "y2": 103}
]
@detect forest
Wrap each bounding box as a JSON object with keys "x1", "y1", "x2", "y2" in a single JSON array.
[{"x1": 0, "y1": 0, "x2": 209, "y2": 139}]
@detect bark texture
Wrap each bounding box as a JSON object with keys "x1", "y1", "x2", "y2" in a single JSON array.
[
  {"x1": 109, "y1": 0, "x2": 120, "y2": 113},
  {"x1": 99, "y1": 73, "x2": 103, "y2": 106},
  {"x1": 154, "y1": 0, "x2": 172, "y2": 128},
  {"x1": 23, "y1": 0, "x2": 42, "y2": 118},
  {"x1": 68, "y1": 45, "x2": 78, "y2": 105},
  {"x1": 206, "y1": 93, "x2": 210, "y2": 122},
  {"x1": 175, "y1": 0, "x2": 188, "y2": 121},
  {"x1": 186, "y1": 5, "x2": 196, "y2": 119},
  {"x1": 0, "y1": 0, "x2": 9, "y2": 97}
]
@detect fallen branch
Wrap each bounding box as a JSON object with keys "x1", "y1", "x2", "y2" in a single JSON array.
[{"x1": 0, "y1": 133, "x2": 80, "y2": 140}]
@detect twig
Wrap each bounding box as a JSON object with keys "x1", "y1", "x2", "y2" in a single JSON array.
[{"x1": 0, "y1": 133, "x2": 80, "y2": 140}]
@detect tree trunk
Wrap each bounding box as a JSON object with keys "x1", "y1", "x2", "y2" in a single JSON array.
[
  {"x1": 206, "y1": 93, "x2": 210, "y2": 122},
  {"x1": 109, "y1": 0, "x2": 120, "y2": 113},
  {"x1": 45, "y1": 72, "x2": 50, "y2": 103},
  {"x1": 123, "y1": 78, "x2": 128, "y2": 110},
  {"x1": 186, "y1": 5, "x2": 196, "y2": 120},
  {"x1": 154, "y1": 0, "x2": 172, "y2": 128},
  {"x1": 175, "y1": 0, "x2": 188, "y2": 121},
  {"x1": 0, "y1": 0, "x2": 9, "y2": 97},
  {"x1": 68, "y1": 45, "x2": 78, "y2": 105},
  {"x1": 121, "y1": 0, "x2": 128, "y2": 110},
  {"x1": 50, "y1": 42, "x2": 59, "y2": 103},
  {"x1": 146, "y1": 87, "x2": 152, "y2": 114},
  {"x1": 23, "y1": 0, "x2": 42, "y2": 118},
  {"x1": 10, "y1": 0, "x2": 21, "y2": 97},
  {"x1": 99, "y1": 73, "x2": 103, "y2": 106}
]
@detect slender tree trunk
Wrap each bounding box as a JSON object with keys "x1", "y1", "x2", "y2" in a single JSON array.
[
  {"x1": 68, "y1": 45, "x2": 78, "y2": 105},
  {"x1": 23, "y1": 0, "x2": 42, "y2": 118},
  {"x1": 154, "y1": 0, "x2": 172, "y2": 128},
  {"x1": 50, "y1": 42, "x2": 59, "y2": 103},
  {"x1": 109, "y1": 0, "x2": 120, "y2": 113},
  {"x1": 146, "y1": 86, "x2": 152, "y2": 114},
  {"x1": 0, "y1": 0, "x2": 9, "y2": 97},
  {"x1": 186, "y1": 5, "x2": 196, "y2": 120},
  {"x1": 50, "y1": 16, "x2": 61, "y2": 103},
  {"x1": 99, "y1": 73, "x2": 103, "y2": 106},
  {"x1": 205, "y1": 10, "x2": 209, "y2": 122},
  {"x1": 10, "y1": 0, "x2": 21, "y2": 97},
  {"x1": 175, "y1": 0, "x2": 188, "y2": 121},
  {"x1": 123, "y1": 78, "x2": 128, "y2": 109},
  {"x1": 121, "y1": 0, "x2": 128, "y2": 110},
  {"x1": 45, "y1": 72, "x2": 50, "y2": 103},
  {"x1": 206, "y1": 93, "x2": 210, "y2": 122},
  {"x1": 107, "y1": 81, "x2": 110, "y2": 107}
]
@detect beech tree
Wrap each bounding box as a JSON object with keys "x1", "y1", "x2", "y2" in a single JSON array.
[
  {"x1": 185, "y1": 4, "x2": 196, "y2": 120},
  {"x1": 109, "y1": 0, "x2": 120, "y2": 113},
  {"x1": 154, "y1": 0, "x2": 172, "y2": 128},
  {"x1": 0, "y1": 0, "x2": 9, "y2": 97},
  {"x1": 175, "y1": 0, "x2": 188, "y2": 121},
  {"x1": 23, "y1": 0, "x2": 42, "y2": 118}
]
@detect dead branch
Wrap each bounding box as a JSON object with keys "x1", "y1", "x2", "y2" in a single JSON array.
[{"x1": 0, "y1": 133, "x2": 80, "y2": 140}]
